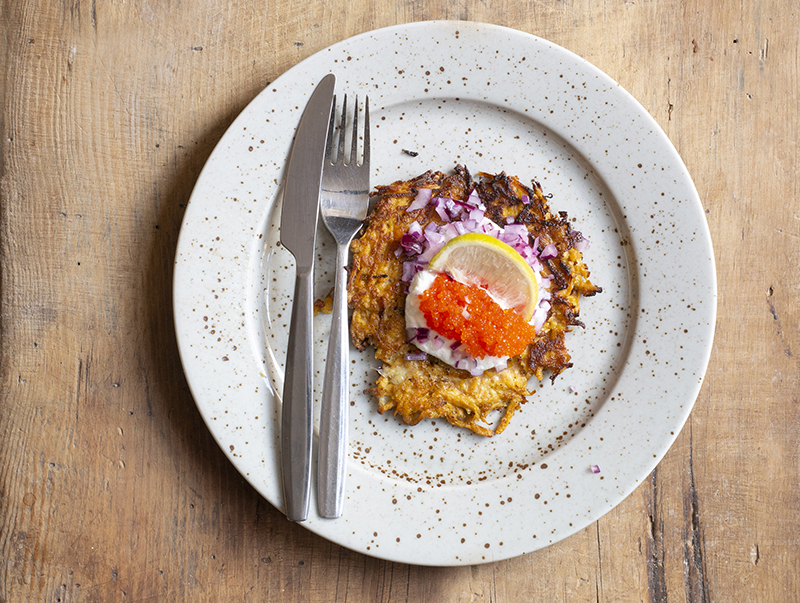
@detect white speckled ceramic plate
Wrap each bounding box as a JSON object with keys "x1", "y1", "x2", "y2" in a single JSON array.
[{"x1": 173, "y1": 21, "x2": 716, "y2": 566}]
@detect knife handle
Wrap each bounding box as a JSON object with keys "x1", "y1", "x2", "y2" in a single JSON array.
[
  {"x1": 318, "y1": 243, "x2": 350, "y2": 518},
  {"x1": 281, "y1": 267, "x2": 314, "y2": 522}
]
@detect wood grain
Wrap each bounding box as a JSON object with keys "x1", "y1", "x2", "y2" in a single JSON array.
[{"x1": 2, "y1": 1, "x2": 798, "y2": 601}]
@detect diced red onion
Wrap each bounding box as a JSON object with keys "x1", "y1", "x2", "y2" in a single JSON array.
[
  {"x1": 500, "y1": 224, "x2": 529, "y2": 249},
  {"x1": 532, "y1": 302, "x2": 550, "y2": 333},
  {"x1": 446, "y1": 198, "x2": 466, "y2": 219},
  {"x1": 417, "y1": 225, "x2": 446, "y2": 262},
  {"x1": 434, "y1": 202, "x2": 450, "y2": 222},
  {"x1": 407, "y1": 327, "x2": 430, "y2": 343},
  {"x1": 416, "y1": 249, "x2": 434, "y2": 265},
  {"x1": 444, "y1": 197, "x2": 464, "y2": 213},
  {"x1": 454, "y1": 356, "x2": 470, "y2": 371},
  {"x1": 424, "y1": 221, "x2": 445, "y2": 239},
  {"x1": 404, "y1": 352, "x2": 428, "y2": 361},
  {"x1": 468, "y1": 363, "x2": 484, "y2": 377},
  {"x1": 400, "y1": 232, "x2": 424, "y2": 255},
  {"x1": 398, "y1": 221, "x2": 425, "y2": 257},
  {"x1": 540, "y1": 243, "x2": 558, "y2": 260},
  {"x1": 407, "y1": 187, "x2": 433, "y2": 212},
  {"x1": 432, "y1": 197, "x2": 472, "y2": 222},
  {"x1": 504, "y1": 223, "x2": 529, "y2": 240},
  {"x1": 438, "y1": 197, "x2": 467, "y2": 222},
  {"x1": 401, "y1": 261, "x2": 422, "y2": 282},
  {"x1": 481, "y1": 221, "x2": 502, "y2": 237},
  {"x1": 528, "y1": 259, "x2": 543, "y2": 273},
  {"x1": 590, "y1": 464, "x2": 601, "y2": 474},
  {"x1": 438, "y1": 222, "x2": 458, "y2": 241},
  {"x1": 469, "y1": 208, "x2": 485, "y2": 222},
  {"x1": 574, "y1": 236, "x2": 591, "y2": 252},
  {"x1": 461, "y1": 218, "x2": 478, "y2": 232},
  {"x1": 521, "y1": 194, "x2": 530, "y2": 205}
]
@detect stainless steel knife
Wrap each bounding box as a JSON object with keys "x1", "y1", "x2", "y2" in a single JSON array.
[{"x1": 279, "y1": 73, "x2": 336, "y2": 522}]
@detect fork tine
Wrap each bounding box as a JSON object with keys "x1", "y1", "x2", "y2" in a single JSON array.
[
  {"x1": 363, "y1": 96, "x2": 370, "y2": 167},
  {"x1": 325, "y1": 94, "x2": 337, "y2": 162},
  {"x1": 350, "y1": 96, "x2": 359, "y2": 166},
  {"x1": 337, "y1": 94, "x2": 347, "y2": 164}
]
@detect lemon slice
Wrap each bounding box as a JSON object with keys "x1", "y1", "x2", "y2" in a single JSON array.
[{"x1": 428, "y1": 233, "x2": 539, "y2": 320}]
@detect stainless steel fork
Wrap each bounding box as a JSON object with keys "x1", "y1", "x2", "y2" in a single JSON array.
[{"x1": 317, "y1": 94, "x2": 370, "y2": 518}]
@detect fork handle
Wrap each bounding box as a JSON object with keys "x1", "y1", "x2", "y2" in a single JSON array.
[
  {"x1": 318, "y1": 241, "x2": 351, "y2": 518},
  {"x1": 281, "y1": 267, "x2": 314, "y2": 522}
]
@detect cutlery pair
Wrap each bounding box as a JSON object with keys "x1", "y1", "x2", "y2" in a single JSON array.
[{"x1": 279, "y1": 74, "x2": 370, "y2": 521}]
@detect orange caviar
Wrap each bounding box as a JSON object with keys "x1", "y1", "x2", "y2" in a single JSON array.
[{"x1": 418, "y1": 273, "x2": 537, "y2": 359}]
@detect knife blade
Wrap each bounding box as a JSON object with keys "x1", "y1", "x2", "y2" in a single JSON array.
[{"x1": 279, "y1": 73, "x2": 336, "y2": 522}]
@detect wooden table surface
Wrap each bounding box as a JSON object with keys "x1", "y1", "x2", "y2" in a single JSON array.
[{"x1": 2, "y1": 1, "x2": 798, "y2": 601}]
